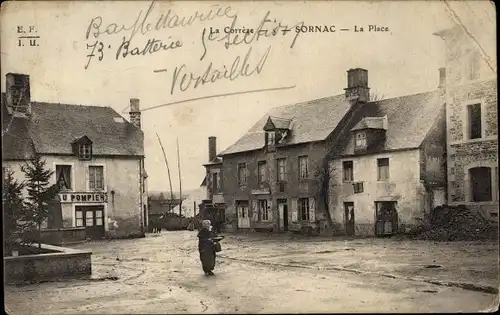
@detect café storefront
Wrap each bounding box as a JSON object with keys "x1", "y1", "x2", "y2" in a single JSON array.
[{"x1": 58, "y1": 192, "x2": 108, "y2": 239}]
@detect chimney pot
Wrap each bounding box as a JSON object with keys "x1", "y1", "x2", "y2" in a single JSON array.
[
  {"x1": 344, "y1": 68, "x2": 370, "y2": 103},
  {"x1": 129, "y1": 98, "x2": 141, "y2": 129},
  {"x1": 208, "y1": 137, "x2": 217, "y2": 162},
  {"x1": 5, "y1": 73, "x2": 31, "y2": 116}
]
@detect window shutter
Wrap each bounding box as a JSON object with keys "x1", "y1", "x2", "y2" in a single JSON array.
[
  {"x1": 268, "y1": 198, "x2": 273, "y2": 221},
  {"x1": 291, "y1": 199, "x2": 298, "y2": 222},
  {"x1": 251, "y1": 200, "x2": 258, "y2": 222},
  {"x1": 309, "y1": 197, "x2": 316, "y2": 222}
]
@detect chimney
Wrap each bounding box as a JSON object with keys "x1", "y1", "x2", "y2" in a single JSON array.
[
  {"x1": 208, "y1": 136, "x2": 216, "y2": 162},
  {"x1": 344, "y1": 68, "x2": 370, "y2": 103},
  {"x1": 6, "y1": 73, "x2": 31, "y2": 116},
  {"x1": 438, "y1": 67, "x2": 446, "y2": 88},
  {"x1": 129, "y1": 98, "x2": 141, "y2": 129}
]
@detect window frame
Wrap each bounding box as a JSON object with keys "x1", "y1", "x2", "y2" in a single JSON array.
[
  {"x1": 257, "y1": 161, "x2": 267, "y2": 184},
  {"x1": 212, "y1": 171, "x2": 220, "y2": 192},
  {"x1": 277, "y1": 158, "x2": 287, "y2": 182},
  {"x1": 56, "y1": 164, "x2": 72, "y2": 191},
  {"x1": 460, "y1": 99, "x2": 487, "y2": 143},
  {"x1": 298, "y1": 198, "x2": 310, "y2": 221},
  {"x1": 355, "y1": 132, "x2": 367, "y2": 148},
  {"x1": 466, "y1": 103, "x2": 482, "y2": 140},
  {"x1": 78, "y1": 144, "x2": 92, "y2": 160},
  {"x1": 298, "y1": 156, "x2": 309, "y2": 180},
  {"x1": 237, "y1": 163, "x2": 247, "y2": 187},
  {"x1": 342, "y1": 160, "x2": 354, "y2": 182},
  {"x1": 258, "y1": 199, "x2": 269, "y2": 221},
  {"x1": 377, "y1": 158, "x2": 390, "y2": 181},
  {"x1": 89, "y1": 165, "x2": 105, "y2": 191},
  {"x1": 267, "y1": 131, "x2": 276, "y2": 146}
]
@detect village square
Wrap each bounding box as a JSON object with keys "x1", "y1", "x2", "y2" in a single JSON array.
[{"x1": 2, "y1": 1, "x2": 498, "y2": 314}]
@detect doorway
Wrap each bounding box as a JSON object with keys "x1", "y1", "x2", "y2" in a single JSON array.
[
  {"x1": 236, "y1": 201, "x2": 250, "y2": 229},
  {"x1": 344, "y1": 202, "x2": 355, "y2": 236},
  {"x1": 277, "y1": 199, "x2": 288, "y2": 232},
  {"x1": 375, "y1": 201, "x2": 398, "y2": 236},
  {"x1": 75, "y1": 205, "x2": 105, "y2": 239}
]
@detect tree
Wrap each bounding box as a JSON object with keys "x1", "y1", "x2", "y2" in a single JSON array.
[
  {"x1": 21, "y1": 154, "x2": 61, "y2": 248},
  {"x1": 314, "y1": 157, "x2": 336, "y2": 236},
  {"x1": 2, "y1": 169, "x2": 32, "y2": 254}
]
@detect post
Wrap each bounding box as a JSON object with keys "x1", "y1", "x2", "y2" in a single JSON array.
[{"x1": 194, "y1": 201, "x2": 197, "y2": 216}]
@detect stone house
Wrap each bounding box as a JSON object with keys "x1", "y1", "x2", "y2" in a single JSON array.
[
  {"x1": 329, "y1": 86, "x2": 447, "y2": 236},
  {"x1": 2, "y1": 73, "x2": 148, "y2": 241},
  {"x1": 214, "y1": 68, "x2": 381, "y2": 235},
  {"x1": 208, "y1": 68, "x2": 448, "y2": 236},
  {"x1": 434, "y1": 26, "x2": 498, "y2": 222}
]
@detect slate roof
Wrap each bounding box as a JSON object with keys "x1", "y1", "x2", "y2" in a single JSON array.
[
  {"x1": 219, "y1": 94, "x2": 351, "y2": 155},
  {"x1": 339, "y1": 91, "x2": 445, "y2": 155},
  {"x1": 203, "y1": 156, "x2": 222, "y2": 167},
  {"x1": 351, "y1": 116, "x2": 387, "y2": 131},
  {"x1": 2, "y1": 93, "x2": 144, "y2": 159},
  {"x1": 219, "y1": 90, "x2": 444, "y2": 157},
  {"x1": 267, "y1": 116, "x2": 293, "y2": 130}
]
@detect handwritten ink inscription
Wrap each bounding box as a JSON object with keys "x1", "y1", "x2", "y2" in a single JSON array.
[
  {"x1": 17, "y1": 25, "x2": 40, "y2": 47},
  {"x1": 83, "y1": 1, "x2": 235, "y2": 69}
]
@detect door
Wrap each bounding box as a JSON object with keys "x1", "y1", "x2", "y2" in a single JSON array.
[
  {"x1": 75, "y1": 205, "x2": 105, "y2": 239},
  {"x1": 277, "y1": 199, "x2": 288, "y2": 232},
  {"x1": 237, "y1": 202, "x2": 250, "y2": 229},
  {"x1": 344, "y1": 202, "x2": 355, "y2": 236},
  {"x1": 375, "y1": 201, "x2": 398, "y2": 236}
]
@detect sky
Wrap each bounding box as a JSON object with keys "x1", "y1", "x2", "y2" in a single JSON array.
[{"x1": 1, "y1": 0, "x2": 496, "y2": 192}]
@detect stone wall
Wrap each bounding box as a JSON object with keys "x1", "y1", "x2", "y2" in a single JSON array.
[{"x1": 4, "y1": 244, "x2": 92, "y2": 284}]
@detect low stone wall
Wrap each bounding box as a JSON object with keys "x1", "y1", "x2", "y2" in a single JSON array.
[
  {"x1": 4, "y1": 244, "x2": 92, "y2": 284},
  {"x1": 38, "y1": 227, "x2": 87, "y2": 246}
]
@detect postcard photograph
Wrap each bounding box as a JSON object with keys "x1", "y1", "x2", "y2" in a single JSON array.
[{"x1": 1, "y1": 0, "x2": 498, "y2": 313}]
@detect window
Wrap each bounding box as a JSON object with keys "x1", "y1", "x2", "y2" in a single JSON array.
[
  {"x1": 237, "y1": 163, "x2": 247, "y2": 186},
  {"x1": 258, "y1": 200, "x2": 269, "y2": 221},
  {"x1": 467, "y1": 51, "x2": 480, "y2": 81},
  {"x1": 467, "y1": 103, "x2": 482, "y2": 139},
  {"x1": 258, "y1": 161, "x2": 267, "y2": 183},
  {"x1": 267, "y1": 132, "x2": 276, "y2": 146},
  {"x1": 377, "y1": 158, "x2": 389, "y2": 181},
  {"x1": 470, "y1": 167, "x2": 492, "y2": 202},
  {"x1": 76, "y1": 210, "x2": 84, "y2": 227},
  {"x1": 298, "y1": 198, "x2": 310, "y2": 221},
  {"x1": 212, "y1": 172, "x2": 219, "y2": 192},
  {"x1": 277, "y1": 158, "x2": 287, "y2": 182},
  {"x1": 89, "y1": 166, "x2": 104, "y2": 190},
  {"x1": 355, "y1": 132, "x2": 366, "y2": 148},
  {"x1": 353, "y1": 182, "x2": 364, "y2": 193},
  {"x1": 298, "y1": 156, "x2": 309, "y2": 179},
  {"x1": 79, "y1": 144, "x2": 92, "y2": 160},
  {"x1": 56, "y1": 165, "x2": 72, "y2": 190},
  {"x1": 343, "y1": 161, "x2": 353, "y2": 182},
  {"x1": 76, "y1": 207, "x2": 104, "y2": 227}
]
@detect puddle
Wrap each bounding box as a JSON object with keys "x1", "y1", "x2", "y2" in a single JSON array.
[
  {"x1": 421, "y1": 289, "x2": 438, "y2": 293},
  {"x1": 423, "y1": 264, "x2": 442, "y2": 269}
]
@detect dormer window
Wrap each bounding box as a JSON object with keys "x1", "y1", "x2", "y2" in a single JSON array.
[
  {"x1": 267, "y1": 132, "x2": 276, "y2": 146},
  {"x1": 355, "y1": 132, "x2": 367, "y2": 148},
  {"x1": 79, "y1": 144, "x2": 92, "y2": 160},
  {"x1": 72, "y1": 135, "x2": 93, "y2": 160}
]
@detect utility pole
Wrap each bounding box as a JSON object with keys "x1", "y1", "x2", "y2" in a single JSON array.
[
  {"x1": 176, "y1": 138, "x2": 183, "y2": 217},
  {"x1": 156, "y1": 133, "x2": 175, "y2": 213}
]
